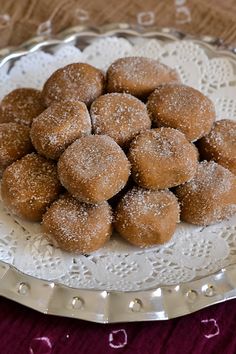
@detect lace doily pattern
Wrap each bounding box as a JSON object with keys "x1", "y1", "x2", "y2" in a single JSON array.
[{"x1": 0, "y1": 37, "x2": 236, "y2": 291}]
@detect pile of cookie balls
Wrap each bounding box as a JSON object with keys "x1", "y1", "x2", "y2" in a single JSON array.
[{"x1": 0, "y1": 57, "x2": 236, "y2": 253}]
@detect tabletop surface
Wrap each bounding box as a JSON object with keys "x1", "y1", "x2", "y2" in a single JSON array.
[
  {"x1": 0, "y1": 0, "x2": 235, "y2": 48},
  {"x1": 0, "y1": 1, "x2": 236, "y2": 353}
]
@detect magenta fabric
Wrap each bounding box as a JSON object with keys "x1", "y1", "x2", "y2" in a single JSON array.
[{"x1": 0, "y1": 297, "x2": 236, "y2": 354}]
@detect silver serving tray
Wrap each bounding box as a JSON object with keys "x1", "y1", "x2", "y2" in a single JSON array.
[{"x1": 0, "y1": 24, "x2": 236, "y2": 323}]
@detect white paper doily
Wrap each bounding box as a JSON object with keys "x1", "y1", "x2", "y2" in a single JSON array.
[{"x1": 0, "y1": 37, "x2": 236, "y2": 291}]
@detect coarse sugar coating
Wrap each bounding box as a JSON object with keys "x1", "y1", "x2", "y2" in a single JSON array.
[
  {"x1": 128, "y1": 127, "x2": 198, "y2": 189},
  {"x1": 58, "y1": 135, "x2": 130, "y2": 204},
  {"x1": 42, "y1": 63, "x2": 105, "y2": 107},
  {"x1": 108, "y1": 176, "x2": 134, "y2": 208},
  {"x1": 114, "y1": 187, "x2": 180, "y2": 247},
  {"x1": 147, "y1": 83, "x2": 215, "y2": 141},
  {"x1": 107, "y1": 56, "x2": 180, "y2": 99},
  {"x1": 1, "y1": 153, "x2": 61, "y2": 221},
  {"x1": 0, "y1": 88, "x2": 45, "y2": 126},
  {"x1": 42, "y1": 194, "x2": 112, "y2": 253},
  {"x1": 175, "y1": 161, "x2": 236, "y2": 225},
  {"x1": 197, "y1": 119, "x2": 236, "y2": 175},
  {"x1": 90, "y1": 93, "x2": 151, "y2": 147},
  {"x1": 30, "y1": 101, "x2": 91, "y2": 160},
  {"x1": 0, "y1": 123, "x2": 33, "y2": 177}
]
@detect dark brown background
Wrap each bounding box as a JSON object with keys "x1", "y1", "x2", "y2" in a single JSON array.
[{"x1": 0, "y1": 0, "x2": 236, "y2": 48}]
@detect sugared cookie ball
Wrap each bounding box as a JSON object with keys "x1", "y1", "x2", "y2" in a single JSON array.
[
  {"x1": 90, "y1": 93, "x2": 151, "y2": 147},
  {"x1": 42, "y1": 63, "x2": 105, "y2": 107},
  {"x1": 0, "y1": 123, "x2": 33, "y2": 177},
  {"x1": 1, "y1": 153, "x2": 61, "y2": 221},
  {"x1": 175, "y1": 161, "x2": 236, "y2": 225},
  {"x1": 108, "y1": 176, "x2": 134, "y2": 208},
  {"x1": 128, "y1": 128, "x2": 198, "y2": 189},
  {"x1": 58, "y1": 135, "x2": 130, "y2": 204},
  {"x1": 114, "y1": 187, "x2": 180, "y2": 247},
  {"x1": 30, "y1": 101, "x2": 91, "y2": 160},
  {"x1": 43, "y1": 195, "x2": 112, "y2": 253},
  {"x1": 0, "y1": 88, "x2": 45, "y2": 126},
  {"x1": 147, "y1": 84, "x2": 215, "y2": 141},
  {"x1": 107, "y1": 57, "x2": 180, "y2": 99},
  {"x1": 197, "y1": 119, "x2": 236, "y2": 175}
]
